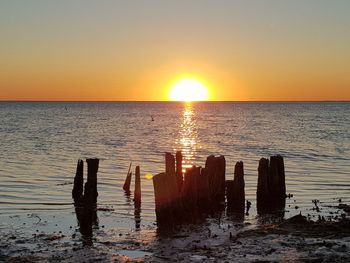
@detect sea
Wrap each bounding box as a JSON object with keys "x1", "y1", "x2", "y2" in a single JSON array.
[{"x1": 0, "y1": 101, "x2": 349, "y2": 260}]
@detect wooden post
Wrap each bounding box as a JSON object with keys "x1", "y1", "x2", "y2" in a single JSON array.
[
  {"x1": 216, "y1": 155, "x2": 226, "y2": 203},
  {"x1": 257, "y1": 156, "x2": 286, "y2": 214},
  {"x1": 226, "y1": 161, "x2": 245, "y2": 213},
  {"x1": 277, "y1": 155, "x2": 286, "y2": 198},
  {"x1": 197, "y1": 167, "x2": 210, "y2": 212},
  {"x1": 165, "y1": 152, "x2": 183, "y2": 221},
  {"x1": 165, "y1": 152, "x2": 176, "y2": 177},
  {"x1": 226, "y1": 179, "x2": 234, "y2": 209},
  {"x1": 270, "y1": 155, "x2": 286, "y2": 210},
  {"x1": 175, "y1": 151, "x2": 183, "y2": 191},
  {"x1": 269, "y1": 156, "x2": 280, "y2": 197},
  {"x1": 257, "y1": 157, "x2": 270, "y2": 213},
  {"x1": 205, "y1": 155, "x2": 226, "y2": 205},
  {"x1": 257, "y1": 158, "x2": 269, "y2": 199},
  {"x1": 182, "y1": 166, "x2": 200, "y2": 217},
  {"x1": 134, "y1": 165, "x2": 141, "y2": 205},
  {"x1": 123, "y1": 162, "x2": 132, "y2": 192},
  {"x1": 205, "y1": 155, "x2": 216, "y2": 203},
  {"x1": 72, "y1": 159, "x2": 84, "y2": 202},
  {"x1": 84, "y1": 158, "x2": 99, "y2": 205},
  {"x1": 153, "y1": 172, "x2": 173, "y2": 225}
]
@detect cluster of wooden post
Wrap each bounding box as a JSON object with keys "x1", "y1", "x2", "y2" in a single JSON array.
[
  {"x1": 257, "y1": 155, "x2": 286, "y2": 213},
  {"x1": 152, "y1": 152, "x2": 287, "y2": 226},
  {"x1": 71, "y1": 154, "x2": 287, "y2": 233},
  {"x1": 152, "y1": 152, "x2": 228, "y2": 226}
]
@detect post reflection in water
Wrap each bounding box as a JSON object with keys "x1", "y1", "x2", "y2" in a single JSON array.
[
  {"x1": 134, "y1": 202, "x2": 141, "y2": 230},
  {"x1": 75, "y1": 205, "x2": 98, "y2": 246},
  {"x1": 174, "y1": 102, "x2": 200, "y2": 172}
]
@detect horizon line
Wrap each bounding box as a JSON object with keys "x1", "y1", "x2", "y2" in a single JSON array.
[{"x1": 0, "y1": 100, "x2": 349, "y2": 103}]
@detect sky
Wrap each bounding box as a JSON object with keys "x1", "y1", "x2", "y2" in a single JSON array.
[{"x1": 1, "y1": 0, "x2": 350, "y2": 101}]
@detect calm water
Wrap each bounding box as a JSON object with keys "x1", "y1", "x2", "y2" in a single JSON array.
[{"x1": 0, "y1": 102, "x2": 349, "y2": 223}]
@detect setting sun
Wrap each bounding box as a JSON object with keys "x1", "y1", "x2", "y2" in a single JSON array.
[{"x1": 169, "y1": 79, "x2": 209, "y2": 101}]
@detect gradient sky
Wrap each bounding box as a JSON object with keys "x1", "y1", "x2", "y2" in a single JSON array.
[{"x1": 1, "y1": 0, "x2": 349, "y2": 101}]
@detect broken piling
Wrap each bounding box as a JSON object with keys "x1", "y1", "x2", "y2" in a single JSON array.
[{"x1": 257, "y1": 155, "x2": 286, "y2": 214}]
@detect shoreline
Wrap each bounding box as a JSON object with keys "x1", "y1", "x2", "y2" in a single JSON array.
[{"x1": 1, "y1": 201, "x2": 349, "y2": 262}]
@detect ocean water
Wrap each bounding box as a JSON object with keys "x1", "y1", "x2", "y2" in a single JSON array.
[{"x1": 0, "y1": 101, "x2": 349, "y2": 224}]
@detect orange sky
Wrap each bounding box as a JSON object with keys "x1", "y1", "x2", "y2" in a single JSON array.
[{"x1": 1, "y1": 1, "x2": 350, "y2": 101}]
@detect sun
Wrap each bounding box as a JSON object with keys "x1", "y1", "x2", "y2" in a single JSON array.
[{"x1": 169, "y1": 79, "x2": 209, "y2": 101}]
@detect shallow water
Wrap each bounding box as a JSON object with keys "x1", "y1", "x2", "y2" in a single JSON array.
[
  {"x1": 0, "y1": 101, "x2": 349, "y2": 260},
  {"x1": 1, "y1": 102, "x2": 349, "y2": 216}
]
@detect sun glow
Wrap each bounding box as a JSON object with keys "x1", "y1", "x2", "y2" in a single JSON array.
[{"x1": 169, "y1": 79, "x2": 209, "y2": 101}]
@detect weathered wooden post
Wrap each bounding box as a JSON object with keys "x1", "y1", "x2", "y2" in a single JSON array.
[
  {"x1": 277, "y1": 155, "x2": 286, "y2": 198},
  {"x1": 72, "y1": 158, "x2": 99, "y2": 246},
  {"x1": 197, "y1": 167, "x2": 210, "y2": 212},
  {"x1": 165, "y1": 152, "x2": 176, "y2": 177},
  {"x1": 205, "y1": 155, "x2": 226, "y2": 206},
  {"x1": 165, "y1": 152, "x2": 183, "y2": 221},
  {"x1": 256, "y1": 155, "x2": 286, "y2": 214},
  {"x1": 216, "y1": 156, "x2": 226, "y2": 200},
  {"x1": 123, "y1": 162, "x2": 132, "y2": 192},
  {"x1": 182, "y1": 166, "x2": 200, "y2": 218},
  {"x1": 271, "y1": 155, "x2": 286, "y2": 211},
  {"x1": 134, "y1": 165, "x2": 141, "y2": 205},
  {"x1": 175, "y1": 151, "x2": 183, "y2": 191},
  {"x1": 257, "y1": 158, "x2": 269, "y2": 199},
  {"x1": 84, "y1": 158, "x2": 99, "y2": 205},
  {"x1": 153, "y1": 172, "x2": 173, "y2": 225},
  {"x1": 72, "y1": 159, "x2": 84, "y2": 202},
  {"x1": 257, "y1": 157, "x2": 270, "y2": 213},
  {"x1": 226, "y1": 161, "x2": 245, "y2": 213}
]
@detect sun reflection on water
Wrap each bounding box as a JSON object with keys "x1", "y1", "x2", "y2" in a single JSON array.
[{"x1": 174, "y1": 102, "x2": 200, "y2": 172}]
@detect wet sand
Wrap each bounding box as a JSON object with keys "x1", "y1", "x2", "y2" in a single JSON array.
[{"x1": 1, "y1": 202, "x2": 349, "y2": 262}]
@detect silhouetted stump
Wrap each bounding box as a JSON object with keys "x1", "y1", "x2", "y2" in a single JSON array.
[
  {"x1": 227, "y1": 161, "x2": 245, "y2": 214},
  {"x1": 277, "y1": 156, "x2": 286, "y2": 197},
  {"x1": 182, "y1": 166, "x2": 200, "y2": 218},
  {"x1": 205, "y1": 155, "x2": 226, "y2": 206},
  {"x1": 72, "y1": 159, "x2": 84, "y2": 202},
  {"x1": 175, "y1": 151, "x2": 183, "y2": 191},
  {"x1": 123, "y1": 162, "x2": 132, "y2": 193},
  {"x1": 257, "y1": 155, "x2": 286, "y2": 214},
  {"x1": 197, "y1": 167, "x2": 210, "y2": 212},
  {"x1": 165, "y1": 152, "x2": 180, "y2": 192},
  {"x1": 153, "y1": 172, "x2": 173, "y2": 225},
  {"x1": 165, "y1": 152, "x2": 175, "y2": 175},
  {"x1": 269, "y1": 155, "x2": 286, "y2": 198},
  {"x1": 72, "y1": 158, "x2": 99, "y2": 246},
  {"x1": 257, "y1": 158, "x2": 269, "y2": 199},
  {"x1": 83, "y1": 158, "x2": 99, "y2": 205},
  {"x1": 165, "y1": 152, "x2": 184, "y2": 221},
  {"x1": 134, "y1": 165, "x2": 141, "y2": 205}
]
